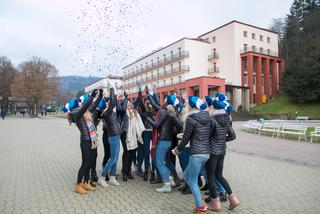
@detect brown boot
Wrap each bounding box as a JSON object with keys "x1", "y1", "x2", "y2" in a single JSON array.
[
  {"x1": 228, "y1": 193, "x2": 240, "y2": 210},
  {"x1": 75, "y1": 184, "x2": 87, "y2": 194},
  {"x1": 208, "y1": 197, "x2": 222, "y2": 211},
  {"x1": 79, "y1": 182, "x2": 96, "y2": 191}
]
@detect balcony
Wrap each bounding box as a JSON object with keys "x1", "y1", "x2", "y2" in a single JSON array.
[
  {"x1": 208, "y1": 67, "x2": 219, "y2": 74},
  {"x1": 123, "y1": 50, "x2": 189, "y2": 80},
  {"x1": 241, "y1": 47, "x2": 278, "y2": 57},
  {"x1": 208, "y1": 52, "x2": 219, "y2": 61}
]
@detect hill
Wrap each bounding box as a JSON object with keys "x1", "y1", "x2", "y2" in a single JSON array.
[
  {"x1": 59, "y1": 75, "x2": 102, "y2": 94},
  {"x1": 253, "y1": 95, "x2": 320, "y2": 120}
]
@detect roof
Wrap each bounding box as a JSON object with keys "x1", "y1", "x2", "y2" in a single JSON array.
[
  {"x1": 123, "y1": 37, "x2": 209, "y2": 69},
  {"x1": 198, "y1": 20, "x2": 278, "y2": 38}
]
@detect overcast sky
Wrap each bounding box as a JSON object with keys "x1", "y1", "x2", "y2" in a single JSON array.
[{"x1": 0, "y1": 0, "x2": 293, "y2": 77}]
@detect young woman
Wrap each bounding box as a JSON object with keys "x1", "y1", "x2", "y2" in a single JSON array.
[
  {"x1": 98, "y1": 87, "x2": 122, "y2": 187},
  {"x1": 68, "y1": 89, "x2": 102, "y2": 194},
  {"x1": 205, "y1": 94, "x2": 239, "y2": 211},
  {"x1": 146, "y1": 91, "x2": 182, "y2": 193}
]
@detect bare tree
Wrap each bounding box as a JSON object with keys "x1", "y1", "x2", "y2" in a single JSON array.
[
  {"x1": 0, "y1": 56, "x2": 16, "y2": 111},
  {"x1": 10, "y1": 57, "x2": 59, "y2": 116}
]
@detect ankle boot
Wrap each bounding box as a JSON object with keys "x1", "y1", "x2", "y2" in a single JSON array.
[
  {"x1": 149, "y1": 172, "x2": 155, "y2": 182},
  {"x1": 143, "y1": 171, "x2": 148, "y2": 181},
  {"x1": 150, "y1": 175, "x2": 162, "y2": 184},
  {"x1": 128, "y1": 172, "x2": 134, "y2": 180},
  {"x1": 75, "y1": 183, "x2": 87, "y2": 194},
  {"x1": 79, "y1": 182, "x2": 96, "y2": 191},
  {"x1": 122, "y1": 173, "x2": 128, "y2": 182},
  {"x1": 178, "y1": 184, "x2": 188, "y2": 192},
  {"x1": 155, "y1": 182, "x2": 172, "y2": 193},
  {"x1": 208, "y1": 197, "x2": 222, "y2": 211},
  {"x1": 228, "y1": 193, "x2": 240, "y2": 210}
]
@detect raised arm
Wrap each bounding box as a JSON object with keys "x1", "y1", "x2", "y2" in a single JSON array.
[
  {"x1": 103, "y1": 87, "x2": 116, "y2": 116},
  {"x1": 71, "y1": 89, "x2": 98, "y2": 122},
  {"x1": 137, "y1": 90, "x2": 146, "y2": 113},
  {"x1": 88, "y1": 89, "x2": 103, "y2": 113},
  {"x1": 146, "y1": 109, "x2": 167, "y2": 128}
]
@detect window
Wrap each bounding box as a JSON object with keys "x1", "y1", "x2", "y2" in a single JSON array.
[
  {"x1": 204, "y1": 38, "x2": 209, "y2": 42},
  {"x1": 252, "y1": 45, "x2": 256, "y2": 52},
  {"x1": 260, "y1": 35, "x2": 263, "y2": 41},
  {"x1": 157, "y1": 57, "x2": 159, "y2": 64},
  {"x1": 252, "y1": 33, "x2": 256, "y2": 40},
  {"x1": 213, "y1": 63, "x2": 217, "y2": 72},
  {"x1": 171, "y1": 64, "x2": 173, "y2": 72},
  {"x1": 244, "y1": 74, "x2": 248, "y2": 85},
  {"x1": 267, "y1": 37, "x2": 271, "y2": 43},
  {"x1": 179, "y1": 76, "x2": 182, "y2": 83},
  {"x1": 243, "y1": 31, "x2": 248, "y2": 37},
  {"x1": 212, "y1": 36, "x2": 216, "y2": 43},
  {"x1": 213, "y1": 48, "x2": 216, "y2": 58},
  {"x1": 145, "y1": 62, "x2": 148, "y2": 68},
  {"x1": 178, "y1": 61, "x2": 181, "y2": 70},
  {"x1": 244, "y1": 60, "x2": 247, "y2": 71},
  {"x1": 151, "y1": 59, "x2": 153, "y2": 66},
  {"x1": 163, "y1": 66, "x2": 166, "y2": 75},
  {"x1": 260, "y1": 47, "x2": 263, "y2": 53},
  {"x1": 163, "y1": 54, "x2": 166, "y2": 62},
  {"x1": 253, "y1": 75, "x2": 256, "y2": 85},
  {"x1": 157, "y1": 69, "x2": 159, "y2": 77},
  {"x1": 170, "y1": 51, "x2": 173, "y2": 59},
  {"x1": 244, "y1": 44, "x2": 248, "y2": 52},
  {"x1": 164, "y1": 80, "x2": 166, "y2": 86},
  {"x1": 178, "y1": 47, "x2": 181, "y2": 56},
  {"x1": 171, "y1": 78, "x2": 173, "y2": 85},
  {"x1": 267, "y1": 49, "x2": 270, "y2": 55}
]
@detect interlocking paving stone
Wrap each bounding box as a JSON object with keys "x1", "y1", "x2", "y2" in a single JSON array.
[{"x1": 0, "y1": 117, "x2": 320, "y2": 214}]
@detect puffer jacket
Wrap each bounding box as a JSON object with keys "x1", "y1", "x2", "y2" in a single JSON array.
[
  {"x1": 146, "y1": 94, "x2": 182, "y2": 141},
  {"x1": 70, "y1": 93, "x2": 102, "y2": 142},
  {"x1": 137, "y1": 91, "x2": 153, "y2": 130},
  {"x1": 117, "y1": 97, "x2": 128, "y2": 133},
  {"x1": 177, "y1": 110, "x2": 211, "y2": 155},
  {"x1": 101, "y1": 88, "x2": 121, "y2": 137},
  {"x1": 209, "y1": 113, "x2": 236, "y2": 155}
]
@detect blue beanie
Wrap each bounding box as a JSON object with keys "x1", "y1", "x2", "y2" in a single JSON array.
[
  {"x1": 62, "y1": 98, "x2": 80, "y2": 112},
  {"x1": 205, "y1": 96, "x2": 213, "y2": 106},
  {"x1": 79, "y1": 93, "x2": 90, "y2": 104},
  {"x1": 188, "y1": 96, "x2": 207, "y2": 110},
  {"x1": 212, "y1": 93, "x2": 233, "y2": 112},
  {"x1": 97, "y1": 99, "x2": 106, "y2": 110}
]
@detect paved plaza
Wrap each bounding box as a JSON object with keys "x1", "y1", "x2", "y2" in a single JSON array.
[{"x1": 0, "y1": 116, "x2": 320, "y2": 214}]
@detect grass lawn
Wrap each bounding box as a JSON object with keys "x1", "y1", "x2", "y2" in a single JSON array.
[{"x1": 253, "y1": 95, "x2": 320, "y2": 120}]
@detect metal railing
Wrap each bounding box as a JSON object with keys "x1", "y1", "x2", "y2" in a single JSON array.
[
  {"x1": 208, "y1": 67, "x2": 219, "y2": 74},
  {"x1": 124, "y1": 50, "x2": 189, "y2": 79},
  {"x1": 241, "y1": 47, "x2": 278, "y2": 57},
  {"x1": 208, "y1": 53, "x2": 219, "y2": 60}
]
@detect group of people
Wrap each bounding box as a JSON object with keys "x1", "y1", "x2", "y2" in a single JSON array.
[{"x1": 63, "y1": 86, "x2": 240, "y2": 213}]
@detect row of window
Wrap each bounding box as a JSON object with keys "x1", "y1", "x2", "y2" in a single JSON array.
[
  {"x1": 243, "y1": 44, "x2": 271, "y2": 55},
  {"x1": 125, "y1": 48, "x2": 184, "y2": 75},
  {"x1": 243, "y1": 31, "x2": 271, "y2": 43},
  {"x1": 125, "y1": 62, "x2": 183, "y2": 85},
  {"x1": 127, "y1": 76, "x2": 184, "y2": 92}
]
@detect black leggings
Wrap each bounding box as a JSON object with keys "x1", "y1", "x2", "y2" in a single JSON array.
[
  {"x1": 205, "y1": 154, "x2": 232, "y2": 198},
  {"x1": 90, "y1": 148, "x2": 97, "y2": 179},
  {"x1": 121, "y1": 132, "x2": 136, "y2": 176},
  {"x1": 77, "y1": 141, "x2": 94, "y2": 184},
  {"x1": 102, "y1": 131, "x2": 110, "y2": 167}
]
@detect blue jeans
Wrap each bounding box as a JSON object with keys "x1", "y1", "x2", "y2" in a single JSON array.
[
  {"x1": 137, "y1": 131, "x2": 152, "y2": 172},
  {"x1": 179, "y1": 147, "x2": 190, "y2": 172},
  {"x1": 215, "y1": 179, "x2": 226, "y2": 193},
  {"x1": 155, "y1": 140, "x2": 172, "y2": 183},
  {"x1": 166, "y1": 152, "x2": 178, "y2": 178},
  {"x1": 183, "y1": 155, "x2": 209, "y2": 207},
  {"x1": 101, "y1": 135, "x2": 120, "y2": 177}
]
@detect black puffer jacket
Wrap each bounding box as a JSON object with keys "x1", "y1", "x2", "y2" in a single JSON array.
[
  {"x1": 70, "y1": 93, "x2": 102, "y2": 142},
  {"x1": 146, "y1": 94, "x2": 182, "y2": 141},
  {"x1": 117, "y1": 97, "x2": 128, "y2": 133},
  {"x1": 210, "y1": 113, "x2": 236, "y2": 155},
  {"x1": 177, "y1": 110, "x2": 211, "y2": 155},
  {"x1": 101, "y1": 88, "x2": 121, "y2": 137},
  {"x1": 137, "y1": 91, "x2": 153, "y2": 130}
]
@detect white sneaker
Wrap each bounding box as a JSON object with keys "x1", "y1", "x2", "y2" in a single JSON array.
[
  {"x1": 108, "y1": 176, "x2": 120, "y2": 186},
  {"x1": 169, "y1": 176, "x2": 176, "y2": 187},
  {"x1": 156, "y1": 183, "x2": 172, "y2": 193},
  {"x1": 97, "y1": 177, "x2": 108, "y2": 188}
]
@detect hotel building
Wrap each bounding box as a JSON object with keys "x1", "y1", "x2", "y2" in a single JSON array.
[{"x1": 122, "y1": 20, "x2": 285, "y2": 111}]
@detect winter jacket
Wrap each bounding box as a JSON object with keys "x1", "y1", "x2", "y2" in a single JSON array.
[
  {"x1": 118, "y1": 96, "x2": 128, "y2": 133},
  {"x1": 70, "y1": 93, "x2": 102, "y2": 143},
  {"x1": 209, "y1": 113, "x2": 236, "y2": 155},
  {"x1": 146, "y1": 94, "x2": 182, "y2": 141},
  {"x1": 177, "y1": 110, "x2": 211, "y2": 155},
  {"x1": 101, "y1": 88, "x2": 121, "y2": 137}
]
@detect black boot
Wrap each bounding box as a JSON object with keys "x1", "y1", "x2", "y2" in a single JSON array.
[
  {"x1": 181, "y1": 187, "x2": 192, "y2": 194},
  {"x1": 219, "y1": 192, "x2": 228, "y2": 202},
  {"x1": 128, "y1": 172, "x2": 134, "y2": 180},
  {"x1": 143, "y1": 171, "x2": 148, "y2": 181},
  {"x1": 204, "y1": 196, "x2": 211, "y2": 204},
  {"x1": 149, "y1": 172, "x2": 155, "y2": 183},
  {"x1": 178, "y1": 184, "x2": 189, "y2": 192},
  {"x1": 174, "y1": 177, "x2": 181, "y2": 187},
  {"x1": 123, "y1": 173, "x2": 128, "y2": 182}
]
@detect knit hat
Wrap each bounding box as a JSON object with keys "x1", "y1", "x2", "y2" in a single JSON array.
[
  {"x1": 97, "y1": 99, "x2": 107, "y2": 111},
  {"x1": 204, "y1": 96, "x2": 213, "y2": 106},
  {"x1": 188, "y1": 96, "x2": 207, "y2": 110},
  {"x1": 212, "y1": 93, "x2": 233, "y2": 112},
  {"x1": 79, "y1": 93, "x2": 90, "y2": 104},
  {"x1": 62, "y1": 98, "x2": 80, "y2": 113},
  {"x1": 167, "y1": 95, "x2": 183, "y2": 112}
]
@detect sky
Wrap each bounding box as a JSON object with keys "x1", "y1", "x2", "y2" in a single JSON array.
[{"x1": 0, "y1": 0, "x2": 293, "y2": 77}]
